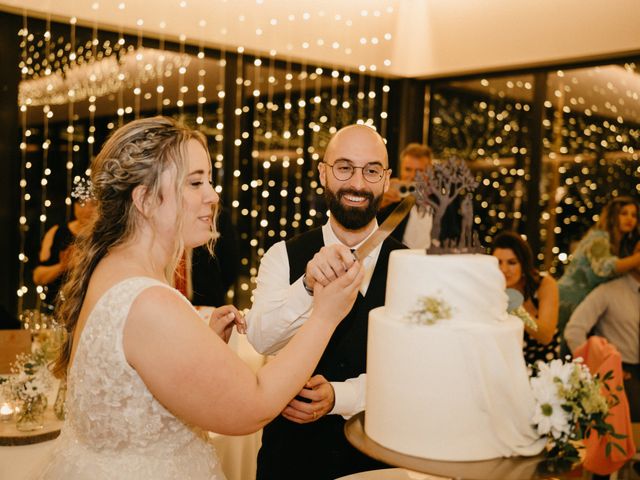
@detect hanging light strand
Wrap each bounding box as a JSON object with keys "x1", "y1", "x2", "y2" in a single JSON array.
[
  {"x1": 294, "y1": 63, "x2": 307, "y2": 235},
  {"x1": 16, "y1": 12, "x2": 30, "y2": 311},
  {"x1": 65, "y1": 17, "x2": 76, "y2": 222}
]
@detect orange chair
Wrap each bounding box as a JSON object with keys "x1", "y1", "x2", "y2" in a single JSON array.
[{"x1": 574, "y1": 336, "x2": 636, "y2": 476}]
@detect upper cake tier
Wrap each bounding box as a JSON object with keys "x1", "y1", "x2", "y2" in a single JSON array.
[{"x1": 385, "y1": 250, "x2": 509, "y2": 324}]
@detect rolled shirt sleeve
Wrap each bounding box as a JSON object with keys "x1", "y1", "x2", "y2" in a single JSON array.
[{"x1": 329, "y1": 374, "x2": 366, "y2": 419}]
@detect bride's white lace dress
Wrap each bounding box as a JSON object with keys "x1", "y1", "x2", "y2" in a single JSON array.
[{"x1": 37, "y1": 277, "x2": 224, "y2": 479}]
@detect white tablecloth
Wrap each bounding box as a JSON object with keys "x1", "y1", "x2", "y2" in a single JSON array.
[{"x1": 0, "y1": 332, "x2": 265, "y2": 480}]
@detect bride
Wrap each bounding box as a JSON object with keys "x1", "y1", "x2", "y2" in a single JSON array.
[{"x1": 37, "y1": 116, "x2": 364, "y2": 479}]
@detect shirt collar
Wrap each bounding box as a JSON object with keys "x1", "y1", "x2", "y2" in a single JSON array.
[{"x1": 321, "y1": 219, "x2": 380, "y2": 255}]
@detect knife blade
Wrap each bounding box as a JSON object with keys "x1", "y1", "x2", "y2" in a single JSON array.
[{"x1": 353, "y1": 195, "x2": 416, "y2": 261}]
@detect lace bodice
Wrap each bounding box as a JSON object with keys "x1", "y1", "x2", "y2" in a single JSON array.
[{"x1": 37, "y1": 277, "x2": 223, "y2": 480}]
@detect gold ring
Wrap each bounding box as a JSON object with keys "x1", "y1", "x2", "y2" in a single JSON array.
[{"x1": 312, "y1": 411, "x2": 317, "y2": 419}]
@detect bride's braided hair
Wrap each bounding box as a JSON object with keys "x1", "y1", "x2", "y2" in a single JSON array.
[{"x1": 52, "y1": 116, "x2": 212, "y2": 377}]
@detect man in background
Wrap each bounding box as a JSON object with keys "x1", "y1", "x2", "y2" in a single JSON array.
[{"x1": 564, "y1": 242, "x2": 640, "y2": 422}]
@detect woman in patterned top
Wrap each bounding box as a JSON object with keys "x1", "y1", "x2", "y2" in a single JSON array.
[
  {"x1": 492, "y1": 231, "x2": 559, "y2": 365},
  {"x1": 557, "y1": 196, "x2": 640, "y2": 345}
]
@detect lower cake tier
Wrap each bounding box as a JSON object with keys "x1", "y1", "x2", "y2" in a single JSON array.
[{"x1": 365, "y1": 307, "x2": 546, "y2": 461}]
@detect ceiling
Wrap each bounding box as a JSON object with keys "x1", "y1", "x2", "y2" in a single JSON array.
[{"x1": 1, "y1": 0, "x2": 638, "y2": 78}]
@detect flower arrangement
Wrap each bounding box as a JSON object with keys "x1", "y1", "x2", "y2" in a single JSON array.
[
  {"x1": 7, "y1": 350, "x2": 52, "y2": 402},
  {"x1": 530, "y1": 358, "x2": 624, "y2": 466},
  {"x1": 406, "y1": 295, "x2": 452, "y2": 325},
  {"x1": 5, "y1": 349, "x2": 54, "y2": 431}
]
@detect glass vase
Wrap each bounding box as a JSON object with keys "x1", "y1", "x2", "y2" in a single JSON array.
[
  {"x1": 16, "y1": 394, "x2": 47, "y2": 432},
  {"x1": 53, "y1": 377, "x2": 67, "y2": 420}
]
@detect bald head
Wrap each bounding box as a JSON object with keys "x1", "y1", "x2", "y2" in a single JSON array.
[{"x1": 324, "y1": 125, "x2": 388, "y2": 167}]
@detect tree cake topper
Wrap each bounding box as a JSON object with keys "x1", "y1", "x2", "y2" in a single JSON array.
[{"x1": 414, "y1": 157, "x2": 482, "y2": 253}]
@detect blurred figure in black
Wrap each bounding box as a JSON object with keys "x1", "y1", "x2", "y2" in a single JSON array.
[
  {"x1": 0, "y1": 303, "x2": 20, "y2": 329},
  {"x1": 33, "y1": 182, "x2": 96, "y2": 311},
  {"x1": 190, "y1": 208, "x2": 240, "y2": 307}
]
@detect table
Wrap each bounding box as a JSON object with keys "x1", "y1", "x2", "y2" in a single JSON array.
[
  {"x1": 344, "y1": 412, "x2": 585, "y2": 480},
  {"x1": 0, "y1": 332, "x2": 265, "y2": 480}
]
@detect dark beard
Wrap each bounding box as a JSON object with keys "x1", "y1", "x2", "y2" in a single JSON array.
[{"x1": 324, "y1": 187, "x2": 382, "y2": 230}]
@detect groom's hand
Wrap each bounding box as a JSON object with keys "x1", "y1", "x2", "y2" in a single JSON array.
[
  {"x1": 304, "y1": 245, "x2": 355, "y2": 290},
  {"x1": 282, "y1": 374, "x2": 335, "y2": 424}
]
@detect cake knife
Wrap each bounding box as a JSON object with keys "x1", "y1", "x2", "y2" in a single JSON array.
[{"x1": 353, "y1": 195, "x2": 416, "y2": 261}]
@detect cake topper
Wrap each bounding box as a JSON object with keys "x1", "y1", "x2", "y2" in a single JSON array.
[{"x1": 413, "y1": 157, "x2": 482, "y2": 253}]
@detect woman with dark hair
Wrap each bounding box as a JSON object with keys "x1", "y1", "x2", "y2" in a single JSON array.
[
  {"x1": 33, "y1": 190, "x2": 96, "y2": 311},
  {"x1": 37, "y1": 116, "x2": 363, "y2": 479},
  {"x1": 492, "y1": 231, "x2": 559, "y2": 365},
  {"x1": 557, "y1": 196, "x2": 640, "y2": 339}
]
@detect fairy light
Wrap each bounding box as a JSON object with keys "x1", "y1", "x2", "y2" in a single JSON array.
[
  {"x1": 357, "y1": 72, "x2": 365, "y2": 122},
  {"x1": 156, "y1": 31, "x2": 165, "y2": 114},
  {"x1": 367, "y1": 75, "x2": 376, "y2": 126},
  {"x1": 293, "y1": 65, "x2": 307, "y2": 235},
  {"x1": 35, "y1": 16, "x2": 54, "y2": 308},
  {"x1": 279, "y1": 60, "x2": 293, "y2": 239},
  {"x1": 213, "y1": 49, "x2": 226, "y2": 190},
  {"x1": 195, "y1": 36, "x2": 205, "y2": 126},
  {"x1": 17, "y1": 13, "x2": 30, "y2": 311},
  {"x1": 233, "y1": 47, "x2": 245, "y2": 267},
  {"x1": 134, "y1": 20, "x2": 143, "y2": 118},
  {"x1": 251, "y1": 55, "x2": 264, "y2": 273},
  {"x1": 380, "y1": 80, "x2": 390, "y2": 138},
  {"x1": 87, "y1": 22, "x2": 98, "y2": 163}
]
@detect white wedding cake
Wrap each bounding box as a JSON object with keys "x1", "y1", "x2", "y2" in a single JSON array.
[{"x1": 365, "y1": 250, "x2": 546, "y2": 461}]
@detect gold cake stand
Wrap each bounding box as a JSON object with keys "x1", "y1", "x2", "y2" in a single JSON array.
[{"x1": 345, "y1": 412, "x2": 583, "y2": 480}]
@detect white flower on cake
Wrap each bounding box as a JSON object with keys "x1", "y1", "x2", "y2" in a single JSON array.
[{"x1": 406, "y1": 295, "x2": 452, "y2": 325}]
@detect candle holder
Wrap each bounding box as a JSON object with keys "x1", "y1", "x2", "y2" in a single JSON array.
[{"x1": 0, "y1": 401, "x2": 15, "y2": 422}]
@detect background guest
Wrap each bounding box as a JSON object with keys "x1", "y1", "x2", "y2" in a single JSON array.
[
  {"x1": 492, "y1": 230, "x2": 559, "y2": 364},
  {"x1": 564, "y1": 241, "x2": 640, "y2": 422},
  {"x1": 33, "y1": 186, "x2": 96, "y2": 310},
  {"x1": 190, "y1": 207, "x2": 240, "y2": 307},
  {"x1": 557, "y1": 196, "x2": 640, "y2": 346},
  {"x1": 378, "y1": 143, "x2": 433, "y2": 249},
  {"x1": 378, "y1": 143, "x2": 461, "y2": 249}
]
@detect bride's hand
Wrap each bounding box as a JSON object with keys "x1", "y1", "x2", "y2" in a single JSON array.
[
  {"x1": 312, "y1": 261, "x2": 364, "y2": 327},
  {"x1": 208, "y1": 305, "x2": 246, "y2": 343}
]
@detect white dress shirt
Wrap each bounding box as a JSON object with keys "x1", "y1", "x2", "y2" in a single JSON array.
[
  {"x1": 564, "y1": 274, "x2": 640, "y2": 364},
  {"x1": 246, "y1": 219, "x2": 383, "y2": 418},
  {"x1": 402, "y1": 206, "x2": 433, "y2": 249}
]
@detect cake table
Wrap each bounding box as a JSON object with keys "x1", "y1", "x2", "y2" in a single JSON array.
[{"x1": 345, "y1": 412, "x2": 584, "y2": 480}]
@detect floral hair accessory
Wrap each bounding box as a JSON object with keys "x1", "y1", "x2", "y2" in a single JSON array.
[{"x1": 71, "y1": 175, "x2": 94, "y2": 206}]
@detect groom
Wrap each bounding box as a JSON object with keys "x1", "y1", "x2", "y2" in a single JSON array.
[{"x1": 247, "y1": 125, "x2": 406, "y2": 479}]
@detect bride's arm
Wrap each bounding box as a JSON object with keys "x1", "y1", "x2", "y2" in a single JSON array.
[{"x1": 123, "y1": 262, "x2": 363, "y2": 436}]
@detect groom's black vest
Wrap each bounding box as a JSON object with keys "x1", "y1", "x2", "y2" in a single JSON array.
[{"x1": 256, "y1": 227, "x2": 405, "y2": 480}]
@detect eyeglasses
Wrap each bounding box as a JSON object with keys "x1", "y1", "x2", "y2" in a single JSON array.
[{"x1": 323, "y1": 159, "x2": 388, "y2": 183}]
